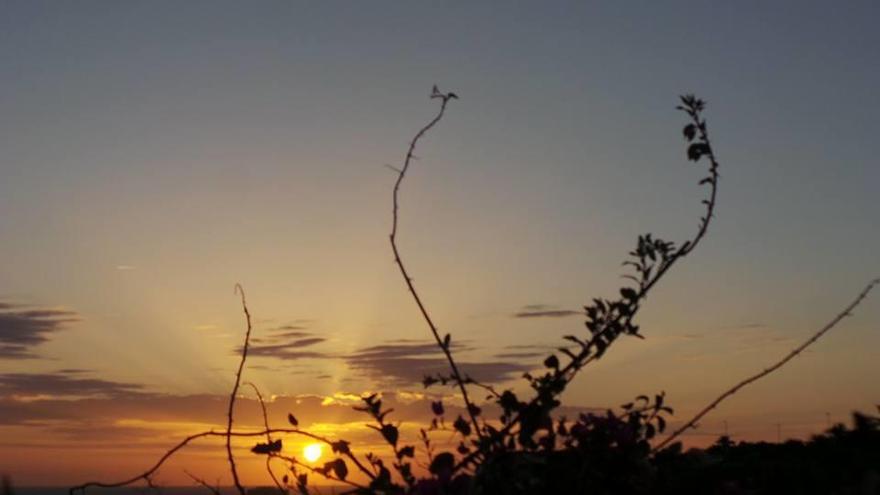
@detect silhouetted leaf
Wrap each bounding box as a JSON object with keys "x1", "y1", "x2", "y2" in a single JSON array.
[
  {"x1": 331, "y1": 458, "x2": 348, "y2": 480},
  {"x1": 288, "y1": 413, "x2": 299, "y2": 427},
  {"x1": 331, "y1": 440, "x2": 351, "y2": 455},
  {"x1": 251, "y1": 438, "x2": 282, "y2": 454},
  {"x1": 381, "y1": 424, "x2": 399, "y2": 446},
  {"x1": 431, "y1": 400, "x2": 444, "y2": 416},
  {"x1": 687, "y1": 143, "x2": 710, "y2": 161},
  {"x1": 453, "y1": 415, "x2": 471, "y2": 436},
  {"x1": 429, "y1": 452, "x2": 455, "y2": 476},
  {"x1": 620, "y1": 287, "x2": 638, "y2": 300},
  {"x1": 683, "y1": 123, "x2": 697, "y2": 141}
]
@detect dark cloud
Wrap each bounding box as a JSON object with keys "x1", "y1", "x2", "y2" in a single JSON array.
[
  {"x1": 0, "y1": 370, "x2": 147, "y2": 399},
  {"x1": 720, "y1": 322, "x2": 767, "y2": 330},
  {"x1": 0, "y1": 304, "x2": 78, "y2": 359},
  {"x1": 270, "y1": 330, "x2": 313, "y2": 339},
  {"x1": 347, "y1": 340, "x2": 532, "y2": 386},
  {"x1": 55, "y1": 368, "x2": 90, "y2": 374},
  {"x1": 494, "y1": 351, "x2": 545, "y2": 359},
  {"x1": 504, "y1": 344, "x2": 548, "y2": 349},
  {"x1": 514, "y1": 309, "x2": 580, "y2": 318},
  {"x1": 513, "y1": 304, "x2": 580, "y2": 319},
  {"x1": 239, "y1": 329, "x2": 329, "y2": 360}
]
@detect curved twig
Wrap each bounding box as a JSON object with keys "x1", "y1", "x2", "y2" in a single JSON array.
[
  {"x1": 653, "y1": 278, "x2": 879, "y2": 452},
  {"x1": 389, "y1": 87, "x2": 484, "y2": 439},
  {"x1": 452, "y1": 97, "x2": 723, "y2": 472},
  {"x1": 268, "y1": 453, "x2": 371, "y2": 492},
  {"x1": 183, "y1": 470, "x2": 221, "y2": 495},
  {"x1": 225, "y1": 284, "x2": 253, "y2": 495},
  {"x1": 559, "y1": 96, "x2": 721, "y2": 383},
  {"x1": 69, "y1": 428, "x2": 371, "y2": 494},
  {"x1": 244, "y1": 382, "x2": 287, "y2": 494}
]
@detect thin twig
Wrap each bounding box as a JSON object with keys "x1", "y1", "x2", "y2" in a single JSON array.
[
  {"x1": 183, "y1": 470, "x2": 221, "y2": 495},
  {"x1": 69, "y1": 428, "x2": 371, "y2": 494},
  {"x1": 268, "y1": 453, "x2": 370, "y2": 492},
  {"x1": 653, "y1": 278, "x2": 879, "y2": 452},
  {"x1": 389, "y1": 87, "x2": 484, "y2": 439},
  {"x1": 226, "y1": 284, "x2": 253, "y2": 495},
  {"x1": 454, "y1": 99, "x2": 722, "y2": 472},
  {"x1": 244, "y1": 382, "x2": 287, "y2": 494}
]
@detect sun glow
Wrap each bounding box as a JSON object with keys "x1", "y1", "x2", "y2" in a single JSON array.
[{"x1": 303, "y1": 443, "x2": 322, "y2": 463}]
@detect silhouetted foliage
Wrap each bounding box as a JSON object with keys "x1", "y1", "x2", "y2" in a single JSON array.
[
  {"x1": 68, "y1": 89, "x2": 879, "y2": 495},
  {"x1": 653, "y1": 412, "x2": 880, "y2": 495}
]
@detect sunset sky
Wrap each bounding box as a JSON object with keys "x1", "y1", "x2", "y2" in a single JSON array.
[{"x1": 1, "y1": 1, "x2": 879, "y2": 487}]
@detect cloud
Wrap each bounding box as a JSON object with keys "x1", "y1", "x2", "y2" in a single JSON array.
[
  {"x1": 238, "y1": 328, "x2": 329, "y2": 360},
  {"x1": 347, "y1": 340, "x2": 533, "y2": 386},
  {"x1": 513, "y1": 304, "x2": 580, "y2": 319},
  {"x1": 494, "y1": 351, "x2": 545, "y2": 359},
  {"x1": 0, "y1": 303, "x2": 79, "y2": 359},
  {"x1": 719, "y1": 322, "x2": 767, "y2": 330},
  {"x1": 0, "y1": 370, "x2": 147, "y2": 399}
]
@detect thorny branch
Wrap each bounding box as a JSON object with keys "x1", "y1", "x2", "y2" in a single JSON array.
[
  {"x1": 389, "y1": 86, "x2": 485, "y2": 440},
  {"x1": 69, "y1": 428, "x2": 367, "y2": 494},
  {"x1": 454, "y1": 95, "x2": 723, "y2": 470},
  {"x1": 653, "y1": 277, "x2": 880, "y2": 451},
  {"x1": 226, "y1": 284, "x2": 253, "y2": 495},
  {"x1": 244, "y1": 382, "x2": 287, "y2": 494},
  {"x1": 183, "y1": 470, "x2": 221, "y2": 495},
  {"x1": 268, "y1": 453, "x2": 370, "y2": 492}
]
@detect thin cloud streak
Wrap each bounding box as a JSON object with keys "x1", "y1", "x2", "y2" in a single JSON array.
[
  {"x1": 347, "y1": 340, "x2": 532, "y2": 385},
  {"x1": 0, "y1": 303, "x2": 79, "y2": 359},
  {"x1": 513, "y1": 304, "x2": 581, "y2": 319}
]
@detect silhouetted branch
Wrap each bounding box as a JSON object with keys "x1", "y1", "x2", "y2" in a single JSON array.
[
  {"x1": 225, "y1": 284, "x2": 253, "y2": 495},
  {"x1": 69, "y1": 428, "x2": 370, "y2": 494},
  {"x1": 452, "y1": 96, "x2": 723, "y2": 470},
  {"x1": 389, "y1": 86, "x2": 484, "y2": 439},
  {"x1": 268, "y1": 453, "x2": 370, "y2": 492},
  {"x1": 183, "y1": 470, "x2": 221, "y2": 495},
  {"x1": 557, "y1": 95, "x2": 721, "y2": 384},
  {"x1": 244, "y1": 382, "x2": 287, "y2": 494},
  {"x1": 653, "y1": 278, "x2": 879, "y2": 452}
]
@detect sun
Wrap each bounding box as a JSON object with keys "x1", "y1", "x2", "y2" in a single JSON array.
[{"x1": 303, "y1": 443, "x2": 322, "y2": 463}]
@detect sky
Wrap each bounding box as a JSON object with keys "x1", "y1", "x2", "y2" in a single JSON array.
[{"x1": 1, "y1": 0, "x2": 879, "y2": 487}]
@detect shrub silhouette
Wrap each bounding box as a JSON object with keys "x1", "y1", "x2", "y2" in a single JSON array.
[{"x1": 69, "y1": 89, "x2": 878, "y2": 495}]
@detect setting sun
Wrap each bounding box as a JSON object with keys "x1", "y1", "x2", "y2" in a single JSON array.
[{"x1": 303, "y1": 443, "x2": 322, "y2": 463}]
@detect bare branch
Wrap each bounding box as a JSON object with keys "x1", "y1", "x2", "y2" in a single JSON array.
[
  {"x1": 244, "y1": 382, "x2": 287, "y2": 494},
  {"x1": 653, "y1": 278, "x2": 879, "y2": 452},
  {"x1": 268, "y1": 453, "x2": 370, "y2": 492},
  {"x1": 183, "y1": 470, "x2": 221, "y2": 495},
  {"x1": 226, "y1": 284, "x2": 253, "y2": 495},
  {"x1": 389, "y1": 87, "x2": 484, "y2": 440},
  {"x1": 69, "y1": 428, "x2": 370, "y2": 494}
]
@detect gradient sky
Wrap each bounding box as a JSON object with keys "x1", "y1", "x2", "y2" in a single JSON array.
[{"x1": 1, "y1": 1, "x2": 878, "y2": 487}]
